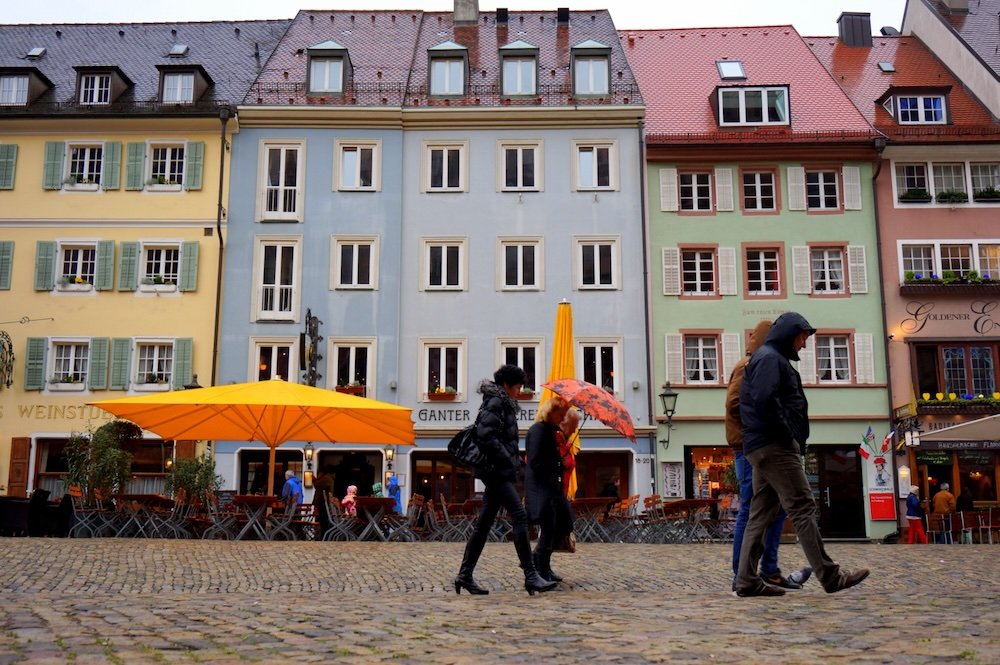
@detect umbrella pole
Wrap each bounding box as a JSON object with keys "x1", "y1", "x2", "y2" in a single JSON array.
[{"x1": 267, "y1": 446, "x2": 277, "y2": 496}]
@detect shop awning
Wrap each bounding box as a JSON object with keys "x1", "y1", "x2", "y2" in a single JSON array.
[{"x1": 919, "y1": 415, "x2": 1000, "y2": 450}]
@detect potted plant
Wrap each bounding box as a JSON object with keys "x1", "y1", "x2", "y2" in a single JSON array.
[
  {"x1": 973, "y1": 186, "x2": 1000, "y2": 202},
  {"x1": 935, "y1": 189, "x2": 969, "y2": 204},
  {"x1": 898, "y1": 188, "x2": 932, "y2": 203},
  {"x1": 516, "y1": 386, "x2": 536, "y2": 400},
  {"x1": 64, "y1": 421, "x2": 138, "y2": 506},
  {"x1": 427, "y1": 386, "x2": 458, "y2": 401},
  {"x1": 335, "y1": 381, "x2": 366, "y2": 396},
  {"x1": 164, "y1": 456, "x2": 223, "y2": 509}
]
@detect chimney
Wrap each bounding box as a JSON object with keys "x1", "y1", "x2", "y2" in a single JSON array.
[
  {"x1": 837, "y1": 12, "x2": 873, "y2": 48},
  {"x1": 557, "y1": 7, "x2": 570, "y2": 25},
  {"x1": 496, "y1": 8, "x2": 508, "y2": 24},
  {"x1": 454, "y1": 0, "x2": 479, "y2": 25},
  {"x1": 943, "y1": 0, "x2": 969, "y2": 12}
]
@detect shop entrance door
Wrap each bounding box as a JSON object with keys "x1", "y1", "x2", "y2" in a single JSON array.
[{"x1": 805, "y1": 446, "x2": 865, "y2": 538}]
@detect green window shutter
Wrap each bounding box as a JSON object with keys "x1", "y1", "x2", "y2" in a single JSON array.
[
  {"x1": 0, "y1": 144, "x2": 18, "y2": 190},
  {"x1": 179, "y1": 241, "x2": 199, "y2": 291},
  {"x1": 43, "y1": 141, "x2": 64, "y2": 190},
  {"x1": 24, "y1": 338, "x2": 47, "y2": 390},
  {"x1": 88, "y1": 337, "x2": 110, "y2": 390},
  {"x1": 101, "y1": 141, "x2": 121, "y2": 190},
  {"x1": 185, "y1": 141, "x2": 205, "y2": 190},
  {"x1": 0, "y1": 241, "x2": 13, "y2": 290},
  {"x1": 172, "y1": 338, "x2": 193, "y2": 389},
  {"x1": 125, "y1": 142, "x2": 145, "y2": 191},
  {"x1": 34, "y1": 241, "x2": 56, "y2": 290},
  {"x1": 118, "y1": 241, "x2": 139, "y2": 291},
  {"x1": 110, "y1": 338, "x2": 132, "y2": 390},
  {"x1": 95, "y1": 240, "x2": 115, "y2": 291}
]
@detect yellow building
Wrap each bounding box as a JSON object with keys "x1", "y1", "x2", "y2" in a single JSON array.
[{"x1": 0, "y1": 20, "x2": 289, "y2": 498}]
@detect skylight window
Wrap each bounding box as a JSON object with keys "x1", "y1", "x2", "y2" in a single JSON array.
[
  {"x1": 878, "y1": 61, "x2": 895, "y2": 72},
  {"x1": 717, "y1": 60, "x2": 745, "y2": 80},
  {"x1": 26, "y1": 47, "x2": 46, "y2": 59},
  {"x1": 168, "y1": 44, "x2": 189, "y2": 57}
]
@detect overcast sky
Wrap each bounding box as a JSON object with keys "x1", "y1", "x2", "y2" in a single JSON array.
[{"x1": 6, "y1": 0, "x2": 908, "y2": 35}]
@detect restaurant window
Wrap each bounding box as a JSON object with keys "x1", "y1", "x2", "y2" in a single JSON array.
[
  {"x1": 253, "y1": 339, "x2": 294, "y2": 381},
  {"x1": 315, "y1": 450, "x2": 381, "y2": 501},
  {"x1": 239, "y1": 449, "x2": 304, "y2": 496},
  {"x1": 959, "y1": 451, "x2": 997, "y2": 501},
  {"x1": 412, "y1": 453, "x2": 476, "y2": 504},
  {"x1": 914, "y1": 343, "x2": 999, "y2": 396}
]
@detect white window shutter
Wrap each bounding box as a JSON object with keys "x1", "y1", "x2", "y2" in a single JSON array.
[
  {"x1": 854, "y1": 333, "x2": 875, "y2": 384},
  {"x1": 843, "y1": 166, "x2": 862, "y2": 210},
  {"x1": 718, "y1": 247, "x2": 738, "y2": 295},
  {"x1": 659, "y1": 167, "x2": 678, "y2": 212},
  {"x1": 847, "y1": 245, "x2": 868, "y2": 294},
  {"x1": 721, "y1": 333, "x2": 741, "y2": 381},
  {"x1": 787, "y1": 166, "x2": 806, "y2": 211},
  {"x1": 792, "y1": 245, "x2": 812, "y2": 294},
  {"x1": 796, "y1": 335, "x2": 817, "y2": 385},
  {"x1": 715, "y1": 167, "x2": 734, "y2": 211},
  {"x1": 665, "y1": 334, "x2": 685, "y2": 384},
  {"x1": 662, "y1": 247, "x2": 681, "y2": 295}
]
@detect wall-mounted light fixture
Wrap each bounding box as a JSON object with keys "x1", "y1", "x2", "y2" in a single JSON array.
[
  {"x1": 658, "y1": 383, "x2": 679, "y2": 450},
  {"x1": 303, "y1": 441, "x2": 315, "y2": 488},
  {"x1": 385, "y1": 446, "x2": 395, "y2": 470}
]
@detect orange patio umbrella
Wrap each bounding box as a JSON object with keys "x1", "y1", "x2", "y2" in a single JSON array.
[
  {"x1": 540, "y1": 300, "x2": 582, "y2": 498},
  {"x1": 89, "y1": 378, "x2": 415, "y2": 495}
]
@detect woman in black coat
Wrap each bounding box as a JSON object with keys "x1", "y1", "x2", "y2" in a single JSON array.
[
  {"x1": 525, "y1": 396, "x2": 574, "y2": 584},
  {"x1": 454, "y1": 365, "x2": 556, "y2": 596}
]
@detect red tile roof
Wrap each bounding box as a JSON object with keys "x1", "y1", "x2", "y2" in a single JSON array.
[
  {"x1": 807, "y1": 35, "x2": 1000, "y2": 142},
  {"x1": 619, "y1": 26, "x2": 877, "y2": 145}
]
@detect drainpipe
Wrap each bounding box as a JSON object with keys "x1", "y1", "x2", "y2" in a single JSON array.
[
  {"x1": 211, "y1": 106, "x2": 232, "y2": 387},
  {"x1": 637, "y1": 119, "x2": 657, "y2": 495}
]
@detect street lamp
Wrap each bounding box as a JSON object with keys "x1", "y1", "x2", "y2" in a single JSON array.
[
  {"x1": 385, "y1": 446, "x2": 395, "y2": 470},
  {"x1": 658, "y1": 383, "x2": 679, "y2": 450},
  {"x1": 303, "y1": 442, "x2": 315, "y2": 488}
]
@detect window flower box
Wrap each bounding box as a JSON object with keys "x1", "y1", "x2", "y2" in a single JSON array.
[
  {"x1": 49, "y1": 376, "x2": 86, "y2": 392},
  {"x1": 139, "y1": 277, "x2": 177, "y2": 293},
  {"x1": 516, "y1": 390, "x2": 537, "y2": 401},
  {"x1": 897, "y1": 188, "x2": 931, "y2": 203},
  {"x1": 972, "y1": 187, "x2": 1000, "y2": 203},
  {"x1": 335, "y1": 384, "x2": 366, "y2": 397},
  {"x1": 56, "y1": 276, "x2": 94, "y2": 292},
  {"x1": 427, "y1": 389, "x2": 458, "y2": 401},
  {"x1": 145, "y1": 177, "x2": 183, "y2": 192},
  {"x1": 935, "y1": 189, "x2": 969, "y2": 204}
]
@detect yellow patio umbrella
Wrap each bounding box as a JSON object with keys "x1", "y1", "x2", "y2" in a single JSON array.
[
  {"x1": 540, "y1": 299, "x2": 581, "y2": 498},
  {"x1": 89, "y1": 378, "x2": 415, "y2": 496}
]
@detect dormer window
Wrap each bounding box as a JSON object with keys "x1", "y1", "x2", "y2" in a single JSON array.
[
  {"x1": 718, "y1": 86, "x2": 789, "y2": 126},
  {"x1": 307, "y1": 40, "x2": 351, "y2": 95},
  {"x1": 897, "y1": 94, "x2": 945, "y2": 124},
  {"x1": 500, "y1": 40, "x2": 538, "y2": 96},
  {"x1": 571, "y1": 40, "x2": 611, "y2": 96},
  {"x1": 0, "y1": 74, "x2": 28, "y2": 106},
  {"x1": 80, "y1": 74, "x2": 111, "y2": 104},
  {"x1": 428, "y1": 42, "x2": 468, "y2": 96},
  {"x1": 157, "y1": 65, "x2": 212, "y2": 105}
]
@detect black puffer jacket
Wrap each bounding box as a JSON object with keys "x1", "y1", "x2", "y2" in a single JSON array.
[
  {"x1": 740, "y1": 312, "x2": 814, "y2": 456},
  {"x1": 524, "y1": 422, "x2": 564, "y2": 524},
  {"x1": 474, "y1": 380, "x2": 522, "y2": 481}
]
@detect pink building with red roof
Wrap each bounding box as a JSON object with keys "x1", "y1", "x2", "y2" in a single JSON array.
[
  {"x1": 624, "y1": 20, "x2": 895, "y2": 539},
  {"x1": 810, "y1": 12, "x2": 1000, "y2": 513}
]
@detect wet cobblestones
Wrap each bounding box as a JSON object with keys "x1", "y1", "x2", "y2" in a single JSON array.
[{"x1": 0, "y1": 540, "x2": 996, "y2": 664}]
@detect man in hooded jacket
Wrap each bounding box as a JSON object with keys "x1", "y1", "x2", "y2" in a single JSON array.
[{"x1": 734, "y1": 312, "x2": 869, "y2": 596}]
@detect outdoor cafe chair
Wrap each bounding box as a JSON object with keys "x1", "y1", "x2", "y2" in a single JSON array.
[
  {"x1": 926, "y1": 512, "x2": 953, "y2": 544},
  {"x1": 321, "y1": 495, "x2": 359, "y2": 541},
  {"x1": 266, "y1": 499, "x2": 299, "y2": 540},
  {"x1": 387, "y1": 493, "x2": 424, "y2": 542},
  {"x1": 67, "y1": 485, "x2": 116, "y2": 538},
  {"x1": 201, "y1": 492, "x2": 239, "y2": 540}
]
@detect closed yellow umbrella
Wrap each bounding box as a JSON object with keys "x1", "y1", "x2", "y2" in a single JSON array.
[
  {"x1": 540, "y1": 300, "x2": 581, "y2": 498},
  {"x1": 89, "y1": 378, "x2": 415, "y2": 496}
]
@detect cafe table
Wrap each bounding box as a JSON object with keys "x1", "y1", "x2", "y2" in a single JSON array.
[
  {"x1": 353, "y1": 497, "x2": 399, "y2": 541},
  {"x1": 112, "y1": 494, "x2": 175, "y2": 538},
  {"x1": 570, "y1": 497, "x2": 615, "y2": 543},
  {"x1": 232, "y1": 495, "x2": 282, "y2": 540}
]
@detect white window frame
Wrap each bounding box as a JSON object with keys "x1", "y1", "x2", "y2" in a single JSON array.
[
  {"x1": 806, "y1": 170, "x2": 839, "y2": 210},
  {"x1": 574, "y1": 235, "x2": 620, "y2": 290},
  {"x1": 334, "y1": 139, "x2": 381, "y2": 192},
  {"x1": 572, "y1": 140, "x2": 617, "y2": 191},
  {"x1": 745, "y1": 247, "x2": 782, "y2": 296},
  {"x1": 718, "y1": 86, "x2": 789, "y2": 126},
  {"x1": 498, "y1": 338, "x2": 544, "y2": 396},
  {"x1": 329, "y1": 337, "x2": 376, "y2": 397},
  {"x1": 814, "y1": 334, "x2": 852, "y2": 384},
  {"x1": 430, "y1": 58, "x2": 465, "y2": 96},
  {"x1": 895, "y1": 94, "x2": 946, "y2": 124},
  {"x1": 309, "y1": 57, "x2": 344, "y2": 93},
  {"x1": 497, "y1": 236, "x2": 543, "y2": 291},
  {"x1": 679, "y1": 172, "x2": 712, "y2": 211},
  {"x1": 331, "y1": 235, "x2": 379, "y2": 290},
  {"x1": 683, "y1": 335, "x2": 721, "y2": 385},
  {"x1": 146, "y1": 140, "x2": 186, "y2": 190},
  {"x1": 423, "y1": 141, "x2": 468, "y2": 193},
  {"x1": 252, "y1": 235, "x2": 302, "y2": 322},
  {"x1": 64, "y1": 142, "x2": 103, "y2": 189},
  {"x1": 810, "y1": 247, "x2": 846, "y2": 294},
  {"x1": 497, "y1": 140, "x2": 542, "y2": 192},
  {"x1": 577, "y1": 337, "x2": 622, "y2": 396},
  {"x1": 79, "y1": 73, "x2": 111, "y2": 105},
  {"x1": 133, "y1": 338, "x2": 175, "y2": 392},
  {"x1": 420, "y1": 337, "x2": 467, "y2": 400},
  {"x1": 47, "y1": 338, "x2": 90, "y2": 392},
  {"x1": 681, "y1": 249, "x2": 717, "y2": 296},
  {"x1": 250, "y1": 337, "x2": 298, "y2": 383},
  {"x1": 891, "y1": 159, "x2": 1000, "y2": 205},
  {"x1": 56, "y1": 241, "x2": 97, "y2": 290},
  {"x1": 257, "y1": 140, "x2": 305, "y2": 222},
  {"x1": 897, "y1": 239, "x2": 1000, "y2": 281},
  {"x1": 0, "y1": 74, "x2": 29, "y2": 106},
  {"x1": 970, "y1": 162, "x2": 1000, "y2": 195},
  {"x1": 162, "y1": 72, "x2": 194, "y2": 103},
  {"x1": 573, "y1": 56, "x2": 609, "y2": 95},
  {"x1": 138, "y1": 241, "x2": 181, "y2": 292},
  {"x1": 742, "y1": 170, "x2": 776, "y2": 210},
  {"x1": 420, "y1": 237, "x2": 467, "y2": 291},
  {"x1": 502, "y1": 56, "x2": 537, "y2": 96}
]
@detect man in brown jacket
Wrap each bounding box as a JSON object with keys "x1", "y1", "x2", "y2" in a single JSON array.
[{"x1": 727, "y1": 320, "x2": 811, "y2": 591}]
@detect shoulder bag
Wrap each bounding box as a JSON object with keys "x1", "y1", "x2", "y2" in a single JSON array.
[{"x1": 448, "y1": 410, "x2": 488, "y2": 470}]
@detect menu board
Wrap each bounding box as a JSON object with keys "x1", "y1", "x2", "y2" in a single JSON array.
[{"x1": 662, "y1": 462, "x2": 683, "y2": 498}]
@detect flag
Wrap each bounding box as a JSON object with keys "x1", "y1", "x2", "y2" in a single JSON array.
[
  {"x1": 859, "y1": 446, "x2": 871, "y2": 460},
  {"x1": 859, "y1": 426, "x2": 874, "y2": 460},
  {"x1": 881, "y1": 429, "x2": 894, "y2": 454}
]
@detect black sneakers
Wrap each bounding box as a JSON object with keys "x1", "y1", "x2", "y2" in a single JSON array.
[
  {"x1": 733, "y1": 583, "x2": 786, "y2": 597},
  {"x1": 823, "y1": 568, "x2": 870, "y2": 594},
  {"x1": 761, "y1": 573, "x2": 801, "y2": 590}
]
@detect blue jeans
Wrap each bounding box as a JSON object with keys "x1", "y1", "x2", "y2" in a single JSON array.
[{"x1": 732, "y1": 450, "x2": 785, "y2": 578}]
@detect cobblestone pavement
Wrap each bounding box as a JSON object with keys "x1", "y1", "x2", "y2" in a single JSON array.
[{"x1": 0, "y1": 539, "x2": 996, "y2": 664}]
